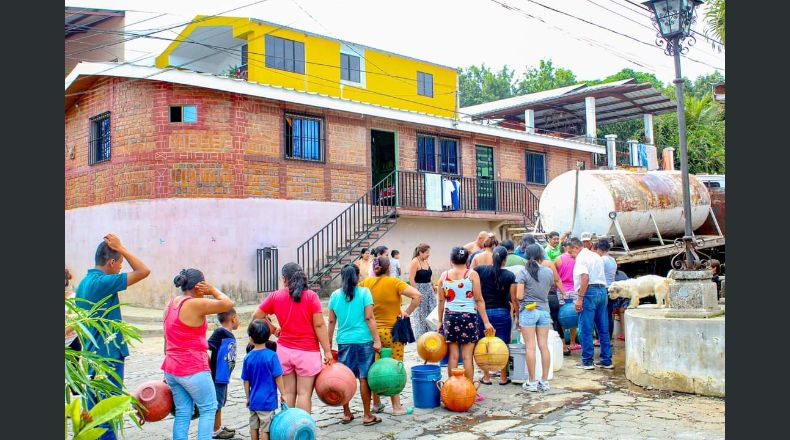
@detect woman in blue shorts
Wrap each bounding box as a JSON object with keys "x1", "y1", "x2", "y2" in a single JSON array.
[
  {"x1": 515, "y1": 244, "x2": 554, "y2": 393},
  {"x1": 327, "y1": 264, "x2": 383, "y2": 426}
]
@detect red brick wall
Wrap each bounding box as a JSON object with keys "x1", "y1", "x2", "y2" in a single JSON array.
[{"x1": 65, "y1": 78, "x2": 595, "y2": 210}]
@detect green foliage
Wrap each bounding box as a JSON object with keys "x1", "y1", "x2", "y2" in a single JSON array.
[
  {"x1": 65, "y1": 296, "x2": 143, "y2": 439},
  {"x1": 516, "y1": 59, "x2": 577, "y2": 95},
  {"x1": 704, "y1": 0, "x2": 725, "y2": 49},
  {"x1": 457, "y1": 64, "x2": 517, "y2": 107}
]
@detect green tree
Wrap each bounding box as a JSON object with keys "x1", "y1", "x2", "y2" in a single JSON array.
[
  {"x1": 516, "y1": 59, "x2": 577, "y2": 94},
  {"x1": 457, "y1": 64, "x2": 517, "y2": 107},
  {"x1": 704, "y1": 0, "x2": 725, "y2": 50},
  {"x1": 688, "y1": 71, "x2": 725, "y2": 99}
]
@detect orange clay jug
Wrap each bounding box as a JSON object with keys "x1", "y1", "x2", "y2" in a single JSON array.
[
  {"x1": 314, "y1": 361, "x2": 357, "y2": 406},
  {"x1": 416, "y1": 331, "x2": 448, "y2": 363},
  {"x1": 474, "y1": 328, "x2": 509, "y2": 372},
  {"x1": 437, "y1": 368, "x2": 479, "y2": 412}
]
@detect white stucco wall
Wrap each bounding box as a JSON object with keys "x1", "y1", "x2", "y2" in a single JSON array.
[
  {"x1": 65, "y1": 198, "x2": 349, "y2": 307},
  {"x1": 379, "y1": 217, "x2": 497, "y2": 283}
]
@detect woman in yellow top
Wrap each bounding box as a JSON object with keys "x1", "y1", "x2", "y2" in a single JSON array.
[{"x1": 359, "y1": 255, "x2": 421, "y2": 416}]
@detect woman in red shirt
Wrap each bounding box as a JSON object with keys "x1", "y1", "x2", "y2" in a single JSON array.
[
  {"x1": 162, "y1": 269, "x2": 234, "y2": 440},
  {"x1": 252, "y1": 262, "x2": 333, "y2": 413}
]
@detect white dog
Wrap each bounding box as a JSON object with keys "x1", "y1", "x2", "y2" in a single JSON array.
[{"x1": 608, "y1": 275, "x2": 674, "y2": 308}]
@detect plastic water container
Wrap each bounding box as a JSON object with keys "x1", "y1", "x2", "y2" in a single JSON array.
[
  {"x1": 507, "y1": 342, "x2": 554, "y2": 383},
  {"x1": 411, "y1": 364, "x2": 442, "y2": 409},
  {"x1": 548, "y1": 330, "x2": 564, "y2": 372}
]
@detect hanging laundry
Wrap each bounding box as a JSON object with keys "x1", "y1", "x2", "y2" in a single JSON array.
[
  {"x1": 442, "y1": 177, "x2": 454, "y2": 208},
  {"x1": 451, "y1": 179, "x2": 461, "y2": 210}
]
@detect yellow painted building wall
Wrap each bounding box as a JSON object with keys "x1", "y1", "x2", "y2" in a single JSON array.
[{"x1": 156, "y1": 17, "x2": 457, "y2": 118}]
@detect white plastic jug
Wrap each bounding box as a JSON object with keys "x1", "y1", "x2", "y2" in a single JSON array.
[{"x1": 549, "y1": 330, "x2": 564, "y2": 372}]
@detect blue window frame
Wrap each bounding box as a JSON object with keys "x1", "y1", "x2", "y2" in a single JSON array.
[
  {"x1": 418, "y1": 134, "x2": 458, "y2": 174},
  {"x1": 526, "y1": 151, "x2": 547, "y2": 185},
  {"x1": 417, "y1": 71, "x2": 433, "y2": 97},
  {"x1": 285, "y1": 114, "x2": 323, "y2": 162},
  {"x1": 340, "y1": 53, "x2": 361, "y2": 83},
  {"x1": 89, "y1": 112, "x2": 111, "y2": 165},
  {"x1": 169, "y1": 105, "x2": 197, "y2": 123}
]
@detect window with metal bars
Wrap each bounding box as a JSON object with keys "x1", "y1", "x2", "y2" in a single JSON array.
[
  {"x1": 417, "y1": 134, "x2": 458, "y2": 174},
  {"x1": 526, "y1": 151, "x2": 547, "y2": 185},
  {"x1": 284, "y1": 114, "x2": 324, "y2": 162},
  {"x1": 417, "y1": 71, "x2": 433, "y2": 97},
  {"x1": 265, "y1": 35, "x2": 305, "y2": 74},
  {"x1": 89, "y1": 112, "x2": 111, "y2": 165}
]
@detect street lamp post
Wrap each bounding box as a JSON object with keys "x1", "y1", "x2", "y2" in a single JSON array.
[{"x1": 642, "y1": 0, "x2": 705, "y2": 271}]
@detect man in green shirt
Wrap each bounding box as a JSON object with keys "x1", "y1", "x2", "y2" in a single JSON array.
[
  {"x1": 501, "y1": 240, "x2": 527, "y2": 267},
  {"x1": 544, "y1": 231, "x2": 570, "y2": 262}
]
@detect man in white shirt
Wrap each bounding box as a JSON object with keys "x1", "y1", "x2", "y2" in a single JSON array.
[{"x1": 568, "y1": 237, "x2": 612, "y2": 370}]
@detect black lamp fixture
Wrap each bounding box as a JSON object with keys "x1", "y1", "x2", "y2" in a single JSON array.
[{"x1": 642, "y1": 0, "x2": 706, "y2": 271}]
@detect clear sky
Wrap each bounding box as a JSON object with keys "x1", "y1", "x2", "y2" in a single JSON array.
[{"x1": 67, "y1": 0, "x2": 725, "y2": 84}]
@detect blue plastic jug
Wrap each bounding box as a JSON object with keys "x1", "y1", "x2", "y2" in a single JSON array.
[{"x1": 269, "y1": 401, "x2": 316, "y2": 440}]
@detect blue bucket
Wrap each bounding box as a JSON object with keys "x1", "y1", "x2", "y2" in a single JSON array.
[
  {"x1": 558, "y1": 302, "x2": 579, "y2": 329},
  {"x1": 439, "y1": 351, "x2": 463, "y2": 367},
  {"x1": 411, "y1": 364, "x2": 442, "y2": 409}
]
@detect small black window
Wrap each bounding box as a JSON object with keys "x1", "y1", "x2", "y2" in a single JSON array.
[
  {"x1": 418, "y1": 71, "x2": 433, "y2": 97},
  {"x1": 89, "y1": 112, "x2": 111, "y2": 165},
  {"x1": 526, "y1": 151, "x2": 547, "y2": 185},
  {"x1": 341, "y1": 53, "x2": 361, "y2": 83},
  {"x1": 169, "y1": 105, "x2": 197, "y2": 123},
  {"x1": 284, "y1": 114, "x2": 323, "y2": 162},
  {"x1": 266, "y1": 35, "x2": 305, "y2": 74}
]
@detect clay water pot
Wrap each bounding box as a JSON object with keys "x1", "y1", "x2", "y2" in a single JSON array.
[
  {"x1": 473, "y1": 332, "x2": 509, "y2": 372},
  {"x1": 367, "y1": 347, "x2": 407, "y2": 396},
  {"x1": 416, "y1": 331, "x2": 448, "y2": 363},
  {"x1": 437, "y1": 368, "x2": 479, "y2": 412},
  {"x1": 133, "y1": 380, "x2": 173, "y2": 422},
  {"x1": 270, "y1": 401, "x2": 316, "y2": 440},
  {"x1": 314, "y1": 361, "x2": 357, "y2": 406}
]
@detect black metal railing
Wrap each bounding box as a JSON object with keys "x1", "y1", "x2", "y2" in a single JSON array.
[
  {"x1": 296, "y1": 170, "x2": 540, "y2": 287},
  {"x1": 395, "y1": 170, "x2": 538, "y2": 217},
  {"x1": 256, "y1": 247, "x2": 279, "y2": 293},
  {"x1": 297, "y1": 171, "x2": 397, "y2": 285}
]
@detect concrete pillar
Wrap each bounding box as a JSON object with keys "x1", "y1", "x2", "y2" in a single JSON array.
[
  {"x1": 643, "y1": 113, "x2": 654, "y2": 145},
  {"x1": 605, "y1": 134, "x2": 617, "y2": 169},
  {"x1": 628, "y1": 139, "x2": 639, "y2": 166},
  {"x1": 662, "y1": 147, "x2": 675, "y2": 170},
  {"x1": 585, "y1": 97, "x2": 596, "y2": 139},
  {"x1": 524, "y1": 109, "x2": 535, "y2": 134}
]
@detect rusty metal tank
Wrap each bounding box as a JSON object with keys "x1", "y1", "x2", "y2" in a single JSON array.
[{"x1": 538, "y1": 170, "x2": 711, "y2": 244}]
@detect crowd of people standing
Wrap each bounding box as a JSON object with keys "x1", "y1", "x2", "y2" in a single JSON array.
[{"x1": 67, "y1": 228, "x2": 634, "y2": 439}]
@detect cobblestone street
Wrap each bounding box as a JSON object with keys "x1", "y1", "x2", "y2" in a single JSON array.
[{"x1": 120, "y1": 330, "x2": 724, "y2": 440}]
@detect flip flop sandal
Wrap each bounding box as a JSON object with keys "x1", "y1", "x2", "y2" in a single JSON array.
[
  {"x1": 480, "y1": 379, "x2": 493, "y2": 385},
  {"x1": 341, "y1": 415, "x2": 355, "y2": 424},
  {"x1": 392, "y1": 407, "x2": 413, "y2": 416},
  {"x1": 371, "y1": 403, "x2": 386, "y2": 414},
  {"x1": 618, "y1": 334, "x2": 625, "y2": 341},
  {"x1": 499, "y1": 379, "x2": 512, "y2": 385},
  {"x1": 475, "y1": 394, "x2": 486, "y2": 402},
  {"x1": 363, "y1": 416, "x2": 383, "y2": 426}
]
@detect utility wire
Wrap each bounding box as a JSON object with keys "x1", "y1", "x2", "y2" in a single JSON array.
[
  {"x1": 516, "y1": 0, "x2": 723, "y2": 70},
  {"x1": 66, "y1": 0, "x2": 272, "y2": 57},
  {"x1": 614, "y1": 0, "x2": 724, "y2": 47}
]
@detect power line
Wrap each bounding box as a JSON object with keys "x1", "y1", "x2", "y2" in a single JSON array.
[
  {"x1": 73, "y1": 25, "x2": 460, "y2": 90},
  {"x1": 614, "y1": 0, "x2": 724, "y2": 47},
  {"x1": 66, "y1": 0, "x2": 272, "y2": 57},
  {"x1": 488, "y1": 0, "x2": 659, "y2": 71},
  {"x1": 516, "y1": 0, "x2": 723, "y2": 70}
]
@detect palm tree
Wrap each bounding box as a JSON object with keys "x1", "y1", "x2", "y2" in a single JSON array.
[{"x1": 704, "y1": 0, "x2": 725, "y2": 51}]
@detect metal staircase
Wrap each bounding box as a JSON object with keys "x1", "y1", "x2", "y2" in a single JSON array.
[
  {"x1": 296, "y1": 170, "x2": 542, "y2": 292},
  {"x1": 297, "y1": 171, "x2": 398, "y2": 291}
]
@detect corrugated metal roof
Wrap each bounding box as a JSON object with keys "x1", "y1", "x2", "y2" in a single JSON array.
[{"x1": 460, "y1": 83, "x2": 587, "y2": 116}]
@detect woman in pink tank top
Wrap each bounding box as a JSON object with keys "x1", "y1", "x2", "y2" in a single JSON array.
[
  {"x1": 162, "y1": 269, "x2": 234, "y2": 440},
  {"x1": 554, "y1": 244, "x2": 580, "y2": 350}
]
